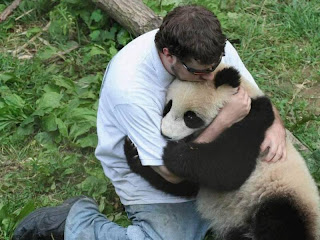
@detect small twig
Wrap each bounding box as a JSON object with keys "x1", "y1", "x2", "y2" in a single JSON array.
[
  {"x1": 288, "y1": 79, "x2": 310, "y2": 104},
  {"x1": 15, "y1": 8, "x2": 34, "y2": 21},
  {"x1": 37, "y1": 36, "x2": 50, "y2": 46},
  {"x1": 38, "y1": 36, "x2": 79, "y2": 61},
  {"x1": 0, "y1": 0, "x2": 22, "y2": 22},
  {"x1": 12, "y1": 21, "x2": 51, "y2": 57},
  {"x1": 46, "y1": 44, "x2": 80, "y2": 62},
  {"x1": 286, "y1": 130, "x2": 310, "y2": 153}
]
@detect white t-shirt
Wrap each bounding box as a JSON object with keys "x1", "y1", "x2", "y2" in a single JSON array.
[{"x1": 95, "y1": 29, "x2": 258, "y2": 206}]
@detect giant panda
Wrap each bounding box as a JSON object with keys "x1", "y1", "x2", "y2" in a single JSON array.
[{"x1": 124, "y1": 63, "x2": 320, "y2": 240}]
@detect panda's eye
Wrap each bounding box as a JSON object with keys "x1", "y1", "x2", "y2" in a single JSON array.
[
  {"x1": 184, "y1": 111, "x2": 205, "y2": 129},
  {"x1": 163, "y1": 100, "x2": 172, "y2": 117}
]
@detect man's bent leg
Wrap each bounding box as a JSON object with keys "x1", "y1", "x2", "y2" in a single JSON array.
[
  {"x1": 65, "y1": 197, "x2": 146, "y2": 240},
  {"x1": 65, "y1": 197, "x2": 209, "y2": 240},
  {"x1": 125, "y1": 201, "x2": 209, "y2": 240},
  {"x1": 13, "y1": 196, "x2": 86, "y2": 240}
]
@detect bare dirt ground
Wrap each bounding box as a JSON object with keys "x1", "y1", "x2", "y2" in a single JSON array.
[{"x1": 300, "y1": 82, "x2": 320, "y2": 115}]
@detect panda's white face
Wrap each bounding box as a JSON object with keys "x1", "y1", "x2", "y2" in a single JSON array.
[{"x1": 161, "y1": 78, "x2": 236, "y2": 141}]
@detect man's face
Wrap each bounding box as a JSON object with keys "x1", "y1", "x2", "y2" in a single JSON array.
[{"x1": 171, "y1": 57, "x2": 220, "y2": 82}]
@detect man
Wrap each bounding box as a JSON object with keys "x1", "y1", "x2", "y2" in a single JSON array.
[{"x1": 13, "y1": 5, "x2": 286, "y2": 240}]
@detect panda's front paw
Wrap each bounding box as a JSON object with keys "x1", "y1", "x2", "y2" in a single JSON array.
[{"x1": 124, "y1": 136, "x2": 141, "y2": 165}]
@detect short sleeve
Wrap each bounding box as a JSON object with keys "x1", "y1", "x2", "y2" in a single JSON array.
[
  {"x1": 223, "y1": 41, "x2": 260, "y2": 89},
  {"x1": 113, "y1": 103, "x2": 167, "y2": 166}
]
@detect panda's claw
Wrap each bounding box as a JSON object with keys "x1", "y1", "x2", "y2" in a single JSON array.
[{"x1": 124, "y1": 136, "x2": 140, "y2": 163}]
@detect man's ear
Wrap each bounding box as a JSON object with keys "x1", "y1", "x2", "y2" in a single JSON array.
[
  {"x1": 162, "y1": 48, "x2": 175, "y2": 64},
  {"x1": 162, "y1": 48, "x2": 171, "y2": 56}
]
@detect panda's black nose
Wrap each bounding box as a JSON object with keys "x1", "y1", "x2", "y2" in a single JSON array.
[{"x1": 161, "y1": 132, "x2": 172, "y2": 140}]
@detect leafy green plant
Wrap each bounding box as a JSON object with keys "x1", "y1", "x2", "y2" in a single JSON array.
[
  {"x1": 0, "y1": 200, "x2": 35, "y2": 240},
  {"x1": 144, "y1": 0, "x2": 181, "y2": 16}
]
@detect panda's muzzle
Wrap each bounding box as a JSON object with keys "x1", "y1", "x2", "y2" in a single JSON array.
[{"x1": 161, "y1": 132, "x2": 172, "y2": 140}]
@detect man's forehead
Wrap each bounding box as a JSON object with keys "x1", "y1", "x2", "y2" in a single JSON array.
[{"x1": 187, "y1": 58, "x2": 216, "y2": 69}]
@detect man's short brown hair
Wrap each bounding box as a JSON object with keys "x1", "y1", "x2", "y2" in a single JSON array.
[{"x1": 155, "y1": 5, "x2": 226, "y2": 65}]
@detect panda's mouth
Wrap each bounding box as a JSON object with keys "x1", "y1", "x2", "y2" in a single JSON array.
[
  {"x1": 163, "y1": 132, "x2": 196, "y2": 143},
  {"x1": 182, "y1": 129, "x2": 204, "y2": 143},
  {"x1": 182, "y1": 134, "x2": 195, "y2": 142}
]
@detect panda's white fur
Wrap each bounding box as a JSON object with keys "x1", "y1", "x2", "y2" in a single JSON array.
[
  {"x1": 197, "y1": 142, "x2": 320, "y2": 239},
  {"x1": 161, "y1": 63, "x2": 320, "y2": 239}
]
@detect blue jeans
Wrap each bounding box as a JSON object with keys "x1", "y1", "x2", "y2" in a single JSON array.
[{"x1": 65, "y1": 197, "x2": 210, "y2": 240}]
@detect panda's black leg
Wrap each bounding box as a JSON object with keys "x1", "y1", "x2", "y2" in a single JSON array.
[
  {"x1": 123, "y1": 136, "x2": 199, "y2": 197},
  {"x1": 252, "y1": 196, "x2": 308, "y2": 240},
  {"x1": 224, "y1": 227, "x2": 251, "y2": 240}
]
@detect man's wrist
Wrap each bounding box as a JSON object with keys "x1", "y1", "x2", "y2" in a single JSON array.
[
  {"x1": 214, "y1": 111, "x2": 232, "y2": 129},
  {"x1": 272, "y1": 105, "x2": 284, "y2": 125},
  {"x1": 194, "y1": 114, "x2": 229, "y2": 143},
  {"x1": 151, "y1": 166, "x2": 183, "y2": 184}
]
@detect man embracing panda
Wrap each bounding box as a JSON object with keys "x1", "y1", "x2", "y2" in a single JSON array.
[{"x1": 14, "y1": 5, "x2": 287, "y2": 240}]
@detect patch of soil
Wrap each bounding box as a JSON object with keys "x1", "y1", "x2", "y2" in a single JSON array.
[{"x1": 298, "y1": 82, "x2": 320, "y2": 115}]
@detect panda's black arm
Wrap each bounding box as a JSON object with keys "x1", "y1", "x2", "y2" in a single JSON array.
[
  {"x1": 163, "y1": 97, "x2": 275, "y2": 191},
  {"x1": 163, "y1": 133, "x2": 257, "y2": 191},
  {"x1": 124, "y1": 137, "x2": 199, "y2": 197}
]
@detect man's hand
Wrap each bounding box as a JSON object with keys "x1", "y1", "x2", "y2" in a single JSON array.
[
  {"x1": 152, "y1": 166, "x2": 184, "y2": 184},
  {"x1": 194, "y1": 86, "x2": 251, "y2": 144},
  {"x1": 219, "y1": 86, "x2": 252, "y2": 127},
  {"x1": 260, "y1": 106, "x2": 287, "y2": 162}
]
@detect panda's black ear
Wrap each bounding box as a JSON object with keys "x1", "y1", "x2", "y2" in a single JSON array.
[{"x1": 214, "y1": 67, "x2": 241, "y2": 89}]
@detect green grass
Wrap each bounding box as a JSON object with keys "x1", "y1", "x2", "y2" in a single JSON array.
[
  {"x1": 0, "y1": 0, "x2": 319, "y2": 239},
  {"x1": 232, "y1": 0, "x2": 320, "y2": 151}
]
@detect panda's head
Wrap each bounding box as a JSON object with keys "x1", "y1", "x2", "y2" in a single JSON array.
[{"x1": 161, "y1": 64, "x2": 241, "y2": 141}]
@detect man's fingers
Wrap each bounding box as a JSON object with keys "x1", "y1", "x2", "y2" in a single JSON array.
[
  {"x1": 260, "y1": 139, "x2": 269, "y2": 152},
  {"x1": 271, "y1": 146, "x2": 283, "y2": 162},
  {"x1": 233, "y1": 87, "x2": 240, "y2": 95},
  {"x1": 281, "y1": 147, "x2": 287, "y2": 161},
  {"x1": 265, "y1": 144, "x2": 278, "y2": 162},
  {"x1": 237, "y1": 86, "x2": 244, "y2": 95},
  {"x1": 246, "y1": 97, "x2": 251, "y2": 112},
  {"x1": 276, "y1": 143, "x2": 287, "y2": 162},
  {"x1": 261, "y1": 141, "x2": 287, "y2": 162}
]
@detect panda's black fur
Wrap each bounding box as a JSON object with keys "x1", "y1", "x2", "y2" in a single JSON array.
[
  {"x1": 162, "y1": 94, "x2": 274, "y2": 191},
  {"x1": 124, "y1": 139, "x2": 199, "y2": 197}
]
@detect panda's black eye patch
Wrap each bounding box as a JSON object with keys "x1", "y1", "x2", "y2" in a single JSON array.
[
  {"x1": 184, "y1": 111, "x2": 205, "y2": 129},
  {"x1": 163, "y1": 100, "x2": 172, "y2": 117}
]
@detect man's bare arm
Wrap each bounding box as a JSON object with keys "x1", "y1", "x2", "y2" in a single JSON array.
[{"x1": 260, "y1": 105, "x2": 287, "y2": 162}]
